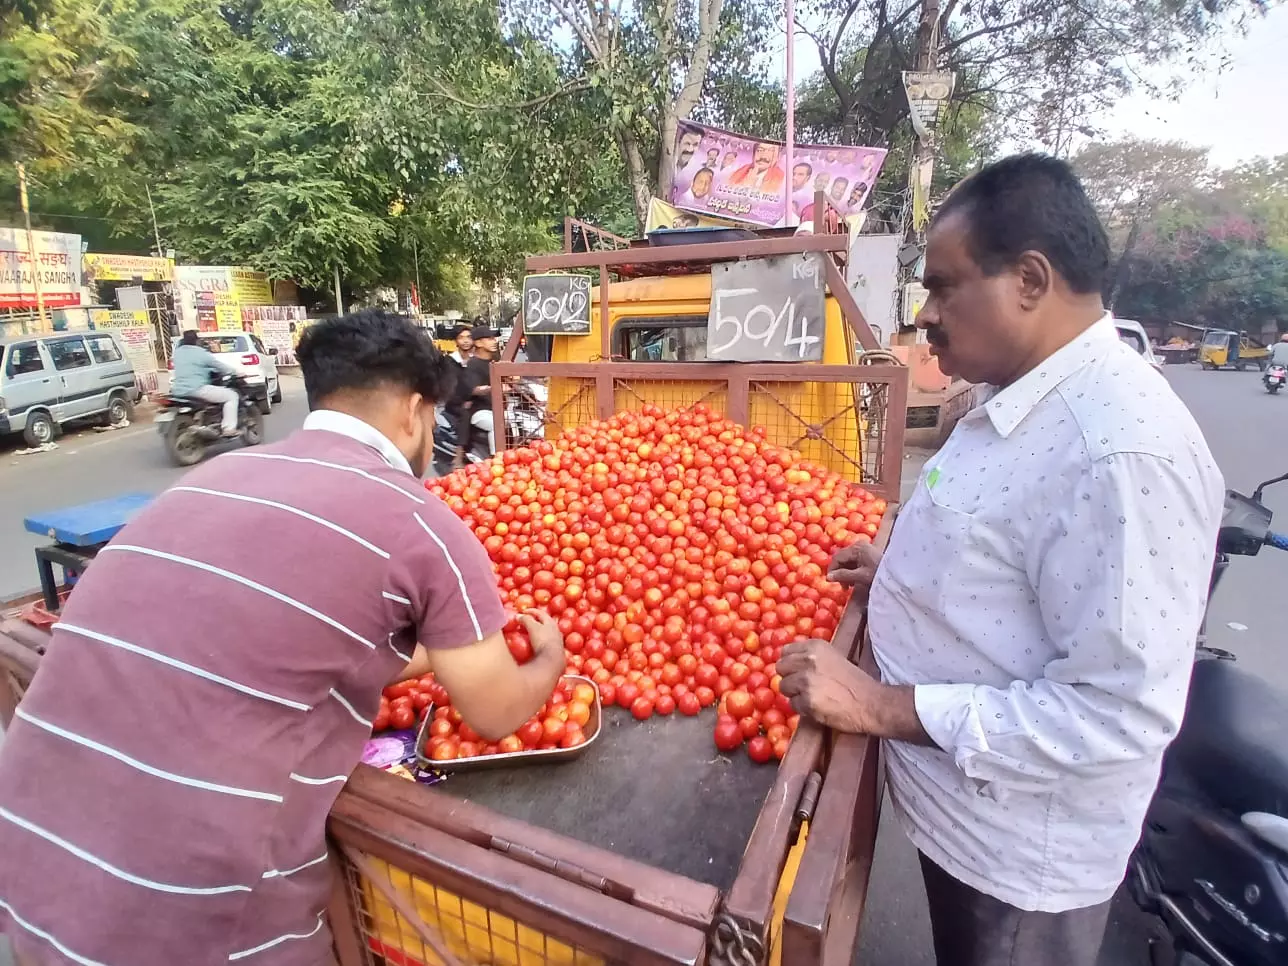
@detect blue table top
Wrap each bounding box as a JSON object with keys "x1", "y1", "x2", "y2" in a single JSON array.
[{"x1": 24, "y1": 492, "x2": 154, "y2": 548}]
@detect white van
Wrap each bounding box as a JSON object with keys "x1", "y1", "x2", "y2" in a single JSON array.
[{"x1": 0, "y1": 331, "x2": 140, "y2": 446}]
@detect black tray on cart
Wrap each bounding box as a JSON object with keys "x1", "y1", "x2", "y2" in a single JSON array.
[{"x1": 439, "y1": 707, "x2": 777, "y2": 891}]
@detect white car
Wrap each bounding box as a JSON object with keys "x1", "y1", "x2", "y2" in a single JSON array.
[
  {"x1": 170, "y1": 332, "x2": 281, "y2": 413},
  {"x1": 1114, "y1": 319, "x2": 1163, "y2": 373}
]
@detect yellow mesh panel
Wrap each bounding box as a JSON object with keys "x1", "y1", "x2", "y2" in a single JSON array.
[{"x1": 343, "y1": 854, "x2": 606, "y2": 966}]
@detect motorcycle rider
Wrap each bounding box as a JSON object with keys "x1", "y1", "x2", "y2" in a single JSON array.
[
  {"x1": 171, "y1": 329, "x2": 241, "y2": 437},
  {"x1": 465, "y1": 324, "x2": 500, "y2": 455},
  {"x1": 1269, "y1": 333, "x2": 1288, "y2": 367},
  {"x1": 448, "y1": 325, "x2": 473, "y2": 366}
]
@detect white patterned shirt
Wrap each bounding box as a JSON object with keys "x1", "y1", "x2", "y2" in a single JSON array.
[{"x1": 869, "y1": 314, "x2": 1224, "y2": 912}]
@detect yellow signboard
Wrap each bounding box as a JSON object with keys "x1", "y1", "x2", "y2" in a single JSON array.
[
  {"x1": 230, "y1": 268, "x2": 272, "y2": 306},
  {"x1": 83, "y1": 253, "x2": 173, "y2": 283},
  {"x1": 90, "y1": 309, "x2": 150, "y2": 328}
]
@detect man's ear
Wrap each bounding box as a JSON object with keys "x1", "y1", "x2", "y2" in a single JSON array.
[
  {"x1": 403, "y1": 392, "x2": 425, "y2": 436},
  {"x1": 1015, "y1": 250, "x2": 1053, "y2": 310}
]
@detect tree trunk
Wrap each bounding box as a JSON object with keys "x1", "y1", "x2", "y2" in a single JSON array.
[
  {"x1": 1108, "y1": 215, "x2": 1144, "y2": 310},
  {"x1": 619, "y1": 130, "x2": 654, "y2": 231}
]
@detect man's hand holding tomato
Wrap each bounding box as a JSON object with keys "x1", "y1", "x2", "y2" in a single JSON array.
[{"x1": 779, "y1": 544, "x2": 932, "y2": 745}]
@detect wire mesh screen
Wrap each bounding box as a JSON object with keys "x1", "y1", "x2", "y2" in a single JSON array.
[
  {"x1": 499, "y1": 377, "x2": 597, "y2": 450},
  {"x1": 748, "y1": 379, "x2": 890, "y2": 487},
  {"x1": 611, "y1": 379, "x2": 728, "y2": 419},
  {"x1": 341, "y1": 851, "x2": 606, "y2": 966}
]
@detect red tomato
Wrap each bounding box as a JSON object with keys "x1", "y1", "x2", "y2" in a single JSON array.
[
  {"x1": 726, "y1": 690, "x2": 756, "y2": 720},
  {"x1": 631, "y1": 696, "x2": 655, "y2": 720},
  {"x1": 542, "y1": 717, "x2": 567, "y2": 743},
  {"x1": 677, "y1": 692, "x2": 702, "y2": 716},
  {"x1": 372, "y1": 708, "x2": 390, "y2": 732},
  {"x1": 747, "y1": 736, "x2": 773, "y2": 764},
  {"x1": 752, "y1": 687, "x2": 777, "y2": 713},
  {"x1": 517, "y1": 720, "x2": 544, "y2": 747},
  {"x1": 654, "y1": 694, "x2": 676, "y2": 716},
  {"x1": 739, "y1": 716, "x2": 761, "y2": 739},
  {"x1": 498, "y1": 735, "x2": 524, "y2": 754},
  {"x1": 713, "y1": 717, "x2": 744, "y2": 753},
  {"x1": 390, "y1": 705, "x2": 415, "y2": 730}
]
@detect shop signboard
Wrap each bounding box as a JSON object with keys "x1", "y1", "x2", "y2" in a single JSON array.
[{"x1": 0, "y1": 227, "x2": 82, "y2": 309}]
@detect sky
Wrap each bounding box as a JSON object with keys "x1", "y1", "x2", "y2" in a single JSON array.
[
  {"x1": 771, "y1": 4, "x2": 1288, "y2": 169},
  {"x1": 1099, "y1": 4, "x2": 1288, "y2": 167}
]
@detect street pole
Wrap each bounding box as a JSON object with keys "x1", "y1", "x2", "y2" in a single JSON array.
[
  {"x1": 895, "y1": 0, "x2": 940, "y2": 345},
  {"x1": 145, "y1": 184, "x2": 164, "y2": 258},
  {"x1": 333, "y1": 264, "x2": 345, "y2": 316},
  {"x1": 412, "y1": 234, "x2": 423, "y2": 315},
  {"x1": 909, "y1": 0, "x2": 941, "y2": 235},
  {"x1": 15, "y1": 163, "x2": 49, "y2": 330},
  {"x1": 784, "y1": 0, "x2": 796, "y2": 227}
]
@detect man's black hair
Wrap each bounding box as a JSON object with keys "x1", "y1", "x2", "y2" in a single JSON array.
[
  {"x1": 296, "y1": 308, "x2": 456, "y2": 410},
  {"x1": 794, "y1": 161, "x2": 813, "y2": 176},
  {"x1": 933, "y1": 153, "x2": 1110, "y2": 296},
  {"x1": 181, "y1": 329, "x2": 199, "y2": 346}
]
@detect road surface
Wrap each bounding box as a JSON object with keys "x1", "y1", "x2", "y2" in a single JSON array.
[
  {"x1": 0, "y1": 363, "x2": 1282, "y2": 965},
  {"x1": 0, "y1": 376, "x2": 311, "y2": 600}
]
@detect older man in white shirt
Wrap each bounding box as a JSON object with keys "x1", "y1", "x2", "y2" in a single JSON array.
[{"x1": 779, "y1": 154, "x2": 1223, "y2": 966}]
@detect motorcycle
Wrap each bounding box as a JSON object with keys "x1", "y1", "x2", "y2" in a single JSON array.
[
  {"x1": 1263, "y1": 365, "x2": 1286, "y2": 394},
  {"x1": 1128, "y1": 472, "x2": 1288, "y2": 966},
  {"x1": 431, "y1": 381, "x2": 547, "y2": 478},
  {"x1": 431, "y1": 408, "x2": 491, "y2": 478},
  {"x1": 156, "y1": 373, "x2": 265, "y2": 466}
]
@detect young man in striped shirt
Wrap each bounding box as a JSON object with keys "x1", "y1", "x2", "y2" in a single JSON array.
[{"x1": 0, "y1": 309, "x2": 566, "y2": 966}]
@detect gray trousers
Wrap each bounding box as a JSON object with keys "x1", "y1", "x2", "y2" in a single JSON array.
[{"x1": 920, "y1": 854, "x2": 1111, "y2": 966}]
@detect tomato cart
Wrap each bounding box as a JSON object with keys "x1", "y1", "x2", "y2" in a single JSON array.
[
  {"x1": 0, "y1": 201, "x2": 910, "y2": 966},
  {"x1": 322, "y1": 208, "x2": 909, "y2": 966}
]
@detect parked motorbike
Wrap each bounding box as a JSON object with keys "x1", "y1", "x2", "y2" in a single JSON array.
[
  {"x1": 1128, "y1": 472, "x2": 1288, "y2": 966},
  {"x1": 156, "y1": 374, "x2": 265, "y2": 466},
  {"x1": 1263, "y1": 365, "x2": 1286, "y2": 394}
]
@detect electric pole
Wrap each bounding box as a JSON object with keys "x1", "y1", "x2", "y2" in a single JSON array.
[{"x1": 15, "y1": 163, "x2": 49, "y2": 329}]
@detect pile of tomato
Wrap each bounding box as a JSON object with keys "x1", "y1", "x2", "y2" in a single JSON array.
[{"x1": 385, "y1": 404, "x2": 886, "y2": 765}]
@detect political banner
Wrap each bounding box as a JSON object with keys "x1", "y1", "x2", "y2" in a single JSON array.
[
  {"x1": 83, "y1": 252, "x2": 173, "y2": 283},
  {"x1": 668, "y1": 121, "x2": 887, "y2": 229},
  {"x1": 645, "y1": 198, "x2": 746, "y2": 232},
  {"x1": 0, "y1": 227, "x2": 82, "y2": 310}
]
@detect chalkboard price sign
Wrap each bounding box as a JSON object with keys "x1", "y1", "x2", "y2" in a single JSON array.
[
  {"x1": 523, "y1": 274, "x2": 592, "y2": 335},
  {"x1": 706, "y1": 253, "x2": 826, "y2": 362}
]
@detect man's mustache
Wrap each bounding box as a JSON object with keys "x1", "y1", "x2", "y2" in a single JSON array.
[{"x1": 925, "y1": 326, "x2": 949, "y2": 348}]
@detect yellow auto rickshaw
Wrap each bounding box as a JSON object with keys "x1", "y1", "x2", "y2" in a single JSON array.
[{"x1": 1199, "y1": 329, "x2": 1270, "y2": 370}]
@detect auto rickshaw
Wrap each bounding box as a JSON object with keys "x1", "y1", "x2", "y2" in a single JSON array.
[{"x1": 1199, "y1": 329, "x2": 1270, "y2": 370}]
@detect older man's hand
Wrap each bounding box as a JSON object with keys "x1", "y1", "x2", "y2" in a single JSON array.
[
  {"x1": 826, "y1": 542, "x2": 883, "y2": 604},
  {"x1": 778, "y1": 638, "x2": 932, "y2": 745},
  {"x1": 777, "y1": 638, "x2": 879, "y2": 734}
]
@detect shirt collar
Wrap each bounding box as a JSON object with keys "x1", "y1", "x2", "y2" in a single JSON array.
[
  {"x1": 979, "y1": 313, "x2": 1118, "y2": 439},
  {"x1": 302, "y1": 409, "x2": 414, "y2": 476}
]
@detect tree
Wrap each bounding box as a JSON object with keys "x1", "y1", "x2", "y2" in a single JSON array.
[
  {"x1": 1114, "y1": 169, "x2": 1288, "y2": 334},
  {"x1": 504, "y1": 0, "x2": 780, "y2": 226},
  {"x1": 792, "y1": 0, "x2": 1263, "y2": 156},
  {"x1": 1072, "y1": 138, "x2": 1211, "y2": 306},
  {"x1": 0, "y1": 0, "x2": 136, "y2": 174}
]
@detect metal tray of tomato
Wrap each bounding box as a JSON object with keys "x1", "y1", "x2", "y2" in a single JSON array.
[{"x1": 414, "y1": 675, "x2": 603, "y2": 772}]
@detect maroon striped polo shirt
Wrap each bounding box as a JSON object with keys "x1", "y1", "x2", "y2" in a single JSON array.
[{"x1": 0, "y1": 411, "x2": 505, "y2": 966}]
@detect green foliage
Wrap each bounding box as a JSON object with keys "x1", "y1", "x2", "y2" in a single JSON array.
[{"x1": 1114, "y1": 154, "x2": 1288, "y2": 333}]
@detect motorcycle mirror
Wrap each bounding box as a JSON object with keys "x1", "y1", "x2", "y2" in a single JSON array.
[{"x1": 1252, "y1": 471, "x2": 1288, "y2": 503}]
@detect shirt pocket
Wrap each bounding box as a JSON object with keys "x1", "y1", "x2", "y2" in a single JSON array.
[{"x1": 878, "y1": 487, "x2": 981, "y2": 615}]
